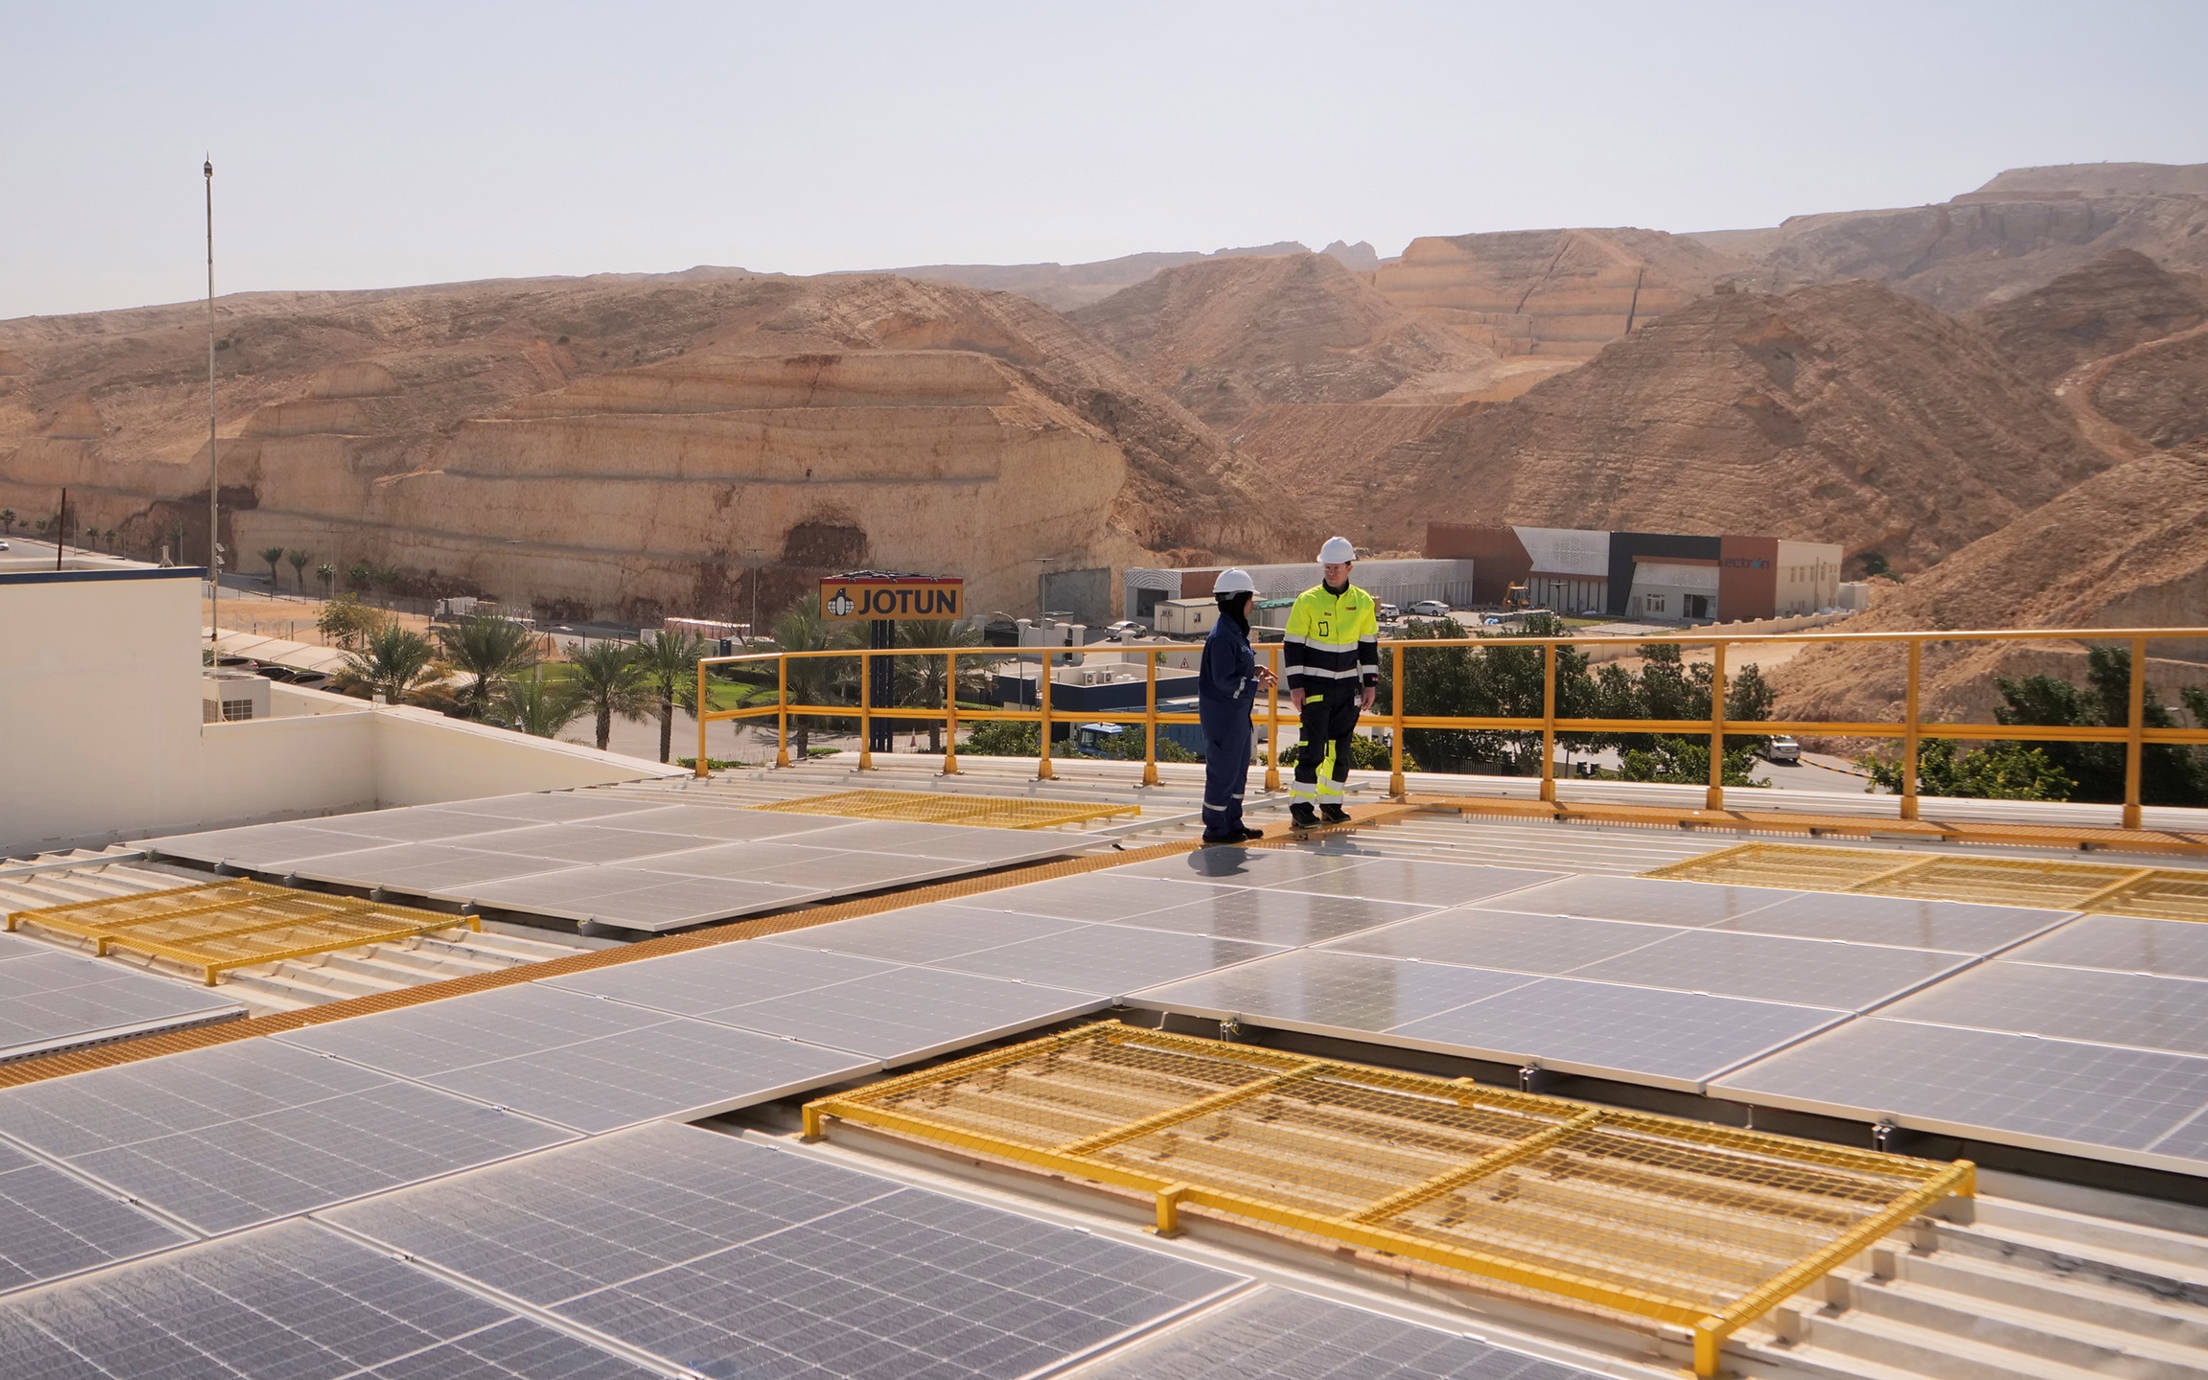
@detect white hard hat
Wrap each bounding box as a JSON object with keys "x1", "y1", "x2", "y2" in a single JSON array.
[
  {"x1": 1318, "y1": 536, "x2": 1356, "y2": 564},
  {"x1": 1213, "y1": 568, "x2": 1257, "y2": 595}
]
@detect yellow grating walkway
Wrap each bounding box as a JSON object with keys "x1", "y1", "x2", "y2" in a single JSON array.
[
  {"x1": 1647, "y1": 842, "x2": 2208, "y2": 920},
  {"x1": 7, "y1": 881, "x2": 478, "y2": 984},
  {"x1": 751, "y1": 789, "x2": 1135, "y2": 830},
  {"x1": 803, "y1": 1022, "x2": 1972, "y2": 1377}
]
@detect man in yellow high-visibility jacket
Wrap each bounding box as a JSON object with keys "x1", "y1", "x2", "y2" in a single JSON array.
[{"x1": 1283, "y1": 536, "x2": 1378, "y2": 829}]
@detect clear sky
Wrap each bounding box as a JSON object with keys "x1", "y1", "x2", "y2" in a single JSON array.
[{"x1": 4, "y1": 0, "x2": 2203, "y2": 319}]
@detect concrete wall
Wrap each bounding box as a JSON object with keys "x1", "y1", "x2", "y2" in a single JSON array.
[
  {"x1": 0, "y1": 566, "x2": 681, "y2": 856},
  {"x1": 1775, "y1": 540, "x2": 1844, "y2": 615}
]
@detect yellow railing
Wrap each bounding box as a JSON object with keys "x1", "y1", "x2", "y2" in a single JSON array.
[{"x1": 695, "y1": 627, "x2": 2208, "y2": 831}]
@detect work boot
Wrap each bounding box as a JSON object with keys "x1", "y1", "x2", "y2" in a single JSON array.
[
  {"x1": 1289, "y1": 803, "x2": 1319, "y2": 831},
  {"x1": 1200, "y1": 832, "x2": 1244, "y2": 846},
  {"x1": 1236, "y1": 826, "x2": 1266, "y2": 842},
  {"x1": 1320, "y1": 804, "x2": 1351, "y2": 825}
]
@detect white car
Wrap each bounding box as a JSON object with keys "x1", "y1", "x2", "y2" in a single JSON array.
[
  {"x1": 1407, "y1": 600, "x2": 1453, "y2": 617},
  {"x1": 1103, "y1": 620, "x2": 1143, "y2": 638},
  {"x1": 1377, "y1": 603, "x2": 1401, "y2": 621},
  {"x1": 1761, "y1": 735, "x2": 1803, "y2": 763},
  {"x1": 0, "y1": 540, "x2": 9, "y2": 550}
]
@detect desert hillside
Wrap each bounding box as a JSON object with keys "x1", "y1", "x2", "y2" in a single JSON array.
[
  {"x1": 1772, "y1": 444, "x2": 2208, "y2": 724},
  {"x1": 0, "y1": 271, "x2": 1277, "y2": 623},
  {"x1": 861, "y1": 241, "x2": 1372, "y2": 312},
  {"x1": 1343, "y1": 280, "x2": 2112, "y2": 563}
]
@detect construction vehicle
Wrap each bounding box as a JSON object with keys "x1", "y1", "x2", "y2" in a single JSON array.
[{"x1": 1502, "y1": 581, "x2": 1530, "y2": 612}]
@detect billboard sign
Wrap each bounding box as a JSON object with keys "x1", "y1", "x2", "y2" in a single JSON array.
[{"x1": 819, "y1": 575, "x2": 964, "y2": 622}]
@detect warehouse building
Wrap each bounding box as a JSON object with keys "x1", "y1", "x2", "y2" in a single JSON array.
[
  {"x1": 1424, "y1": 524, "x2": 1843, "y2": 621},
  {"x1": 1122, "y1": 558, "x2": 1476, "y2": 621}
]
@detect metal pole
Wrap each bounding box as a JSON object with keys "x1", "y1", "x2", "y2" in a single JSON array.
[
  {"x1": 1540, "y1": 643, "x2": 1557, "y2": 805},
  {"x1": 1706, "y1": 641, "x2": 1727, "y2": 812},
  {"x1": 1388, "y1": 644, "x2": 1406, "y2": 797},
  {"x1": 1263, "y1": 644, "x2": 1282, "y2": 793},
  {"x1": 2124, "y1": 636, "x2": 2147, "y2": 830},
  {"x1": 1142, "y1": 648, "x2": 1159, "y2": 787},
  {"x1": 942, "y1": 651, "x2": 960, "y2": 775},
  {"x1": 694, "y1": 659, "x2": 709, "y2": 779},
  {"x1": 205, "y1": 157, "x2": 219, "y2": 653},
  {"x1": 1036, "y1": 652, "x2": 1055, "y2": 781},
  {"x1": 858, "y1": 649, "x2": 874, "y2": 771},
  {"x1": 1900, "y1": 641, "x2": 1922, "y2": 821}
]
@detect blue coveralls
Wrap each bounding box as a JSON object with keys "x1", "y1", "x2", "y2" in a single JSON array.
[{"x1": 1198, "y1": 612, "x2": 1258, "y2": 836}]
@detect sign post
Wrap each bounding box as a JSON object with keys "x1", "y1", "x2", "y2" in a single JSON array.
[{"x1": 820, "y1": 572, "x2": 965, "y2": 757}]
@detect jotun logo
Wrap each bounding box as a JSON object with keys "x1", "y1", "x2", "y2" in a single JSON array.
[
  {"x1": 819, "y1": 580, "x2": 965, "y2": 621},
  {"x1": 825, "y1": 589, "x2": 857, "y2": 617}
]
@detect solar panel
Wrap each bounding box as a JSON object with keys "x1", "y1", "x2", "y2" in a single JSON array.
[
  {"x1": 1713, "y1": 1017, "x2": 2208, "y2": 1155},
  {"x1": 1468, "y1": 875, "x2": 1802, "y2": 928},
  {"x1": 444, "y1": 822, "x2": 719, "y2": 865},
  {"x1": 2006, "y1": 913, "x2": 2208, "y2": 979},
  {"x1": 1392, "y1": 977, "x2": 1845, "y2": 1090},
  {"x1": 425, "y1": 1019, "x2": 876, "y2": 1133},
  {"x1": 338, "y1": 805, "x2": 537, "y2": 843},
  {"x1": 1881, "y1": 962, "x2": 2208, "y2": 1056},
  {"x1": 762, "y1": 903, "x2": 1090, "y2": 965},
  {"x1": 326, "y1": 1122, "x2": 905, "y2": 1307},
  {"x1": 67, "y1": 1078, "x2": 573, "y2": 1234},
  {"x1": 0, "y1": 1040, "x2": 573, "y2": 1234},
  {"x1": 592, "y1": 804, "x2": 857, "y2": 841},
  {"x1": 932, "y1": 923, "x2": 1282, "y2": 996},
  {"x1": 1102, "y1": 887, "x2": 1435, "y2": 947},
  {"x1": 0, "y1": 933, "x2": 44, "y2": 962},
  {"x1": 1258, "y1": 861, "x2": 1569, "y2": 909},
  {"x1": 454, "y1": 792, "x2": 671, "y2": 822},
  {"x1": 545, "y1": 941, "x2": 900, "y2": 1019},
  {"x1": 0, "y1": 951, "x2": 244, "y2": 1060},
  {"x1": 277, "y1": 984, "x2": 679, "y2": 1077},
  {"x1": 959, "y1": 873, "x2": 1250, "y2": 921},
  {"x1": 276, "y1": 842, "x2": 547, "y2": 891},
  {"x1": 1119, "y1": 845, "x2": 1372, "y2": 886},
  {"x1": 0, "y1": 1147, "x2": 191, "y2": 1294},
  {"x1": 457, "y1": 866, "x2": 820, "y2": 929},
  {"x1": 1321, "y1": 909, "x2": 1684, "y2": 974},
  {"x1": 714, "y1": 965, "x2": 1104, "y2": 1063},
  {"x1": 1703, "y1": 891, "x2": 2072, "y2": 954},
  {"x1": 622, "y1": 839, "x2": 853, "y2": 878},
  {"x1": 0, "y1": 1219, "x2": 655, "y2": 1379},
  {"x1": 1567, "y1": 929, "x2": 1971, "y2": 1011},
  {"x1": 2148, "y1": 1109, "x2": 2208, "y2": 1162},
  {"x1": 790, "y1": 819, "x2": 1100, "y2": 864},
  {"x1": 735, "y1": 850, "x2": 975, "y2": 894},
  {"x1": 1077, "y1": 1288, "x2": 1606, "y2": 1380},
  {"x1": 1130, "y1": 949, "x2": 1534, "y2": 1034},
  {"x1": 139, "y1": 820, "x2": 379, "y2": 869},
  {"x1": 552, "y1": 1186, "x2": 1240, "y2": 1380}
]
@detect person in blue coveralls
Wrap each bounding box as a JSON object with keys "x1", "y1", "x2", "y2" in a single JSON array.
[{"x1": 1198, "y1": 568, "x2": 1275, "y2": 844}]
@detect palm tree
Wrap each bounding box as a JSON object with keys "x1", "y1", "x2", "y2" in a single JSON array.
[
  {"x1": 338, "y1": 624, "x2": 438, "y2": 704},
  {"x1": 566, "y1": 640, "x2": 652, "y2": 751},
  {"x1": 895, "y1": 619, "x2": 988, "y2": 752},
  {"x1": 496, "y1": 668, "x2": 586, "y2": 738},
  {"x1": 33, "y1": 518, "x2": 48, "y2": 536},
  {"x1": 0, "y1": 509, "x2": 13, "y2": 534},
  {"x1": 773, "y1": 594, "x2": 856, "y2": 759},
  {"x1": 315, "y1": 560, "x2": 336, "y2": 596},
  {"x1": 288, "y1": 549, "x2": 310, "y2": 591},
  {"x1": 434, "y1": 613, "x2": 540, "y2": 719},
  {"x1": 346, "y1": 561, "x2": 374, "y2": 597},
  {"x1": 631, "y1": 629, "x2": 706, "y2": 763},
  {"x1": 259, "y1": 546, "x2": 285, "y2": 586}
]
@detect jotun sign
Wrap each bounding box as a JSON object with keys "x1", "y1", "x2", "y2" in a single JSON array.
[{"x1": 819, "y1": 575, "x2": 965, "y2": 622}]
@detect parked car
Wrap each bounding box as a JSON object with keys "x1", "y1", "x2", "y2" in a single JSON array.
[
  {"x1": 0, "y1": 539, "x2": 10, "y2": 550},
  {"x1": 1102, "y1": 620, "x2": 1143, "y2": 638},
  {"x1": 1407, "y1": 599, "x2": 1452, "y2": 617},
  {"x1": 1761, "y1": 735, "x2": 1803, "y2": 763},
  {"x1": 1377, "y1": 603, "x2": 1401, "y2": 621}
]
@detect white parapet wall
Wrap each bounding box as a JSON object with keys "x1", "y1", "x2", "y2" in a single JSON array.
[{"x1": 0, "y1": 564, "x2": 682, "y2": 856}]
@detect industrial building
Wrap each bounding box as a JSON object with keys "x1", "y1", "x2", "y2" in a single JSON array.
[
  {"x1": 1425, "y1": 523, "x2": 1844, "y2": 621},
  {"x1": 1123, "y1": 558, "x2": 1477, "y2": 621}
]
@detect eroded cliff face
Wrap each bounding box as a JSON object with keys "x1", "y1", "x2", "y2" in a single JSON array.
[
  {"x1": 1349, "y1": 281, "x2": 2111, "y2": 563},
  {"x1": 1372, "y1": 227, "x2": 1744, "y2": 363},
  {"x1": 0, "y1": 271, "x2": 1275, "y2": 621}
]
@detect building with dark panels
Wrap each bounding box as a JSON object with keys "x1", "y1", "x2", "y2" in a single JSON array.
[{"x1": 1424, "y1": 524, "x2": 1842, "y2": 621}]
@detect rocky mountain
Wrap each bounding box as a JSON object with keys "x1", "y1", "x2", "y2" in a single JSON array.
[
  {"x1": 1342, "y1": 280, "x2": 2112, "y2": 564},
  {"x1": 1771, "y1": 444, "x2": 2208, "y2": 724},
  {"x1": 865, "y1": 241, "x2": 1319, "y2": 312},
  {"x1": 1068, "y1": 252, "x2": 1500, "y2": 426},
  {"x1": 1721, "y1": 163, "x2": 2208, "y2": 314},
  {"x1": 1971, "y1": 250, "x2": 2207, "y2": 385},
  {"x1": 0, "y1": 272, "x2": 1278, "y2": 623}
]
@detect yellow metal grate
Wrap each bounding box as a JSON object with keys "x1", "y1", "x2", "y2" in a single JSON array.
[
  {"x1": 7, "y1": 882, "x2": 477, "y2": 984},
  {"x1": 751, "y1": 789, "x2": 1135, "y2": 830},
  {"x1": 1647, "y1": 843, "x2": 2208, "y2": 921},
  {"x1": 804, "y1": 1022, "x2": 1971, "y2": 1377}
]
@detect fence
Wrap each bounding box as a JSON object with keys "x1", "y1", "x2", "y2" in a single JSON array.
[{"x1": 695, "y1": 627, "x2": 2208, "y2": 832}]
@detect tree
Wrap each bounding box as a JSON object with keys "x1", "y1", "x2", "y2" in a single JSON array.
[
  {"x1": 1860, "y1": 738, "x2": 2073, "y2": 802},
  {"x1": 496, "y1": 668, "x2": 586, "y2": 738},
  {"x1": 435, "y1": 614, "x2": 540, "y2": 720},
  {"x1": 337, "y1": 624, "x2": 437, "y2": 704},
  {"x1": 1992, "y1": 646, "x2": 2208, "y2": 805},
  {"x1": 371, "y1": 565, "x2": 403, "y2": 607},
  {"x1": 894, "y1": 619, "x2": 991, "y2": 753},
  {"x1": 1859, "y1": 551, "x2": 1891, "y2": 578},
  {"x1": 259, "y1": 546, "x2": 285, "y2": 585},
  {"x1": 315, "y1": 593, "x2": 383, "y2": 650},
  {"x1": 0, "y1": 509, "x2": 13, "y2": 534},
  {"x1": 629, "y1": 629, "x2": 706, "y2": 764},
  {"x1": 1618, "y1": 738, "x2": 1763, "y2": 788},
  {"x1": 566, "y1": 640, "x2": 652, "y2": 751},
  {"x1": 33, "y1": 518, "x2": 47, "y2": 535},
  {"x1": 315, "y1": 560, "x2": 336, "y2": 596},
  {"x1": 346, "y1": 561, "x2": 374, "y2": 596},
  {"x1": 288, "y1": 549, "x2": 310, "y2": 591},
  {"x1": 771, "y1": 594, "x2": 857, "y2": 759}
]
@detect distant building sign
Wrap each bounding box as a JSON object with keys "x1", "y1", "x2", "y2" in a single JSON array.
[{"x1": 819, "y1": 574, "x2": 964, "y2": 621}]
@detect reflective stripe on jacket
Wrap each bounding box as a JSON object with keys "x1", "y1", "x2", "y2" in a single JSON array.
[{"x1": 1281, "y1": 583, "x2": 1378, "y2": 695}]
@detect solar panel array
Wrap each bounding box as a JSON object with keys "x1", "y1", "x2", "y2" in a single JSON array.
[
  {"x1": 137, "y1": 793, "x2": 1107, "y2": 931},
  {"x1": 0, "y1": 945, "x2": 244, "y2": 1063},
  {"x1": 329, "y1": 1123, "x2": 1246, "y2": 1380}
]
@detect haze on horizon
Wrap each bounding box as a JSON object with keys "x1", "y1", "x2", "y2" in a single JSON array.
[{"x1": 4, "y1": 0, "x2": 2203, "y2": 320}]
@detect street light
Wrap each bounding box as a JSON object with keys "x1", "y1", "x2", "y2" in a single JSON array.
[{"x1": 204, "y1": 156, "x2": 219, "y2": 653}]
